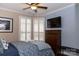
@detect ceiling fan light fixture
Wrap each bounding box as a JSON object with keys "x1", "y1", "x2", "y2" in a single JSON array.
[{"x1": 31, "y1": 6, "x2": 37, "y2": 10}]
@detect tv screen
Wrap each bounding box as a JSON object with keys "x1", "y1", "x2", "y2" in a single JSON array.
[{"x1": 47, "y1": 16, "x2": 61, "y2": 28}]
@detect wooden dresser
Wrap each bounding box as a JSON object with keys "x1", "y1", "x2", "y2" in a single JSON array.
[{"x1": 45, "y1": 30, "x2": 61, "y2": 55}]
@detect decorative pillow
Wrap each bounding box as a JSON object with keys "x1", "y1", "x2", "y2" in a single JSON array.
[
  {"x1": 0, "y1": 38, "x2": 9, "y2": 50},
  {"x1": 0, "y1": 39, "x2": 4, "y2": 54}
]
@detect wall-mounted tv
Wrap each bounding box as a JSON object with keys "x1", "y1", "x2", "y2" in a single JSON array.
[{"x1": 47, "y1": 16, "x2": 61, "y2": 28}]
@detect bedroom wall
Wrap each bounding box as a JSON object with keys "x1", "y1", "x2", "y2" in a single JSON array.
[
  {"x1": 75, "y1": 4, "x2": 79, "y2": 49},
  {"x1": 45, "y1": 4, "x2": 79, "y2": 49},
  {"x1": 0, "y1": 9, "x2": 24, "y2": 42}
]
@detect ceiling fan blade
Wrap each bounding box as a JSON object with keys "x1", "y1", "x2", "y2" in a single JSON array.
[
  {"x1": 31, "y1": 3, "x2": 39, "y2": 5},
  {"x1": 25, "y1": 3, "x2": 31, "y2": 6},
  {"x1": 35, "y1": 3, "x2": 39, "y2": 5},
  {"x1": 23, "y1": 7, "x2": 30, "y2": 10},
  {"x1": 37, "y1": 6, "x2": 48, "y2": 9},
  {"x1": 31, "y1": 3, "x2": 35, "y2": 5}
]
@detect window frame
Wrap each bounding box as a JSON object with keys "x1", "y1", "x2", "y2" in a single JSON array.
[{"x1": 19, "y1": 16, "x2": 45, "y2": 41}]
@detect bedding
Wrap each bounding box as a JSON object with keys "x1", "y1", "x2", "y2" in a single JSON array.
[
  {"x1": 0, "y1": 38, "x2": 9, "y2": 49},
  {"x1": 0, "y1": 39, "x2": 54, "y2": 56},
  {"x1": 29, "y1": 40, "x2": 55, "y2": 56},
  {"x1": 29, "y1": 40, "x2": 51, "y2": 50},
  {"x1": 11, "y1": 41, "x2": 39, "y2": 56},
  {"x1": 0, "y1": 39, "x2": 4, "y2": 54},
  {"x1": 0, "y1": 43, "x2": 19, "y2": 56},
  {"x1": 0, "y1": 38, "x2": 9, "y2": 54},
  {"x1": 38, "y1": 48, "x2": 54, "y2": 56}
]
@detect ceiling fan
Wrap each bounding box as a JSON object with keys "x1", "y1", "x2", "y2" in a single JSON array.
[{"x1": 23, "y1": 3, "x2": 48, "y2": 12}]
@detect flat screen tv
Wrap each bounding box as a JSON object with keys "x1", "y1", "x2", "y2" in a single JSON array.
[{"x1": 47, "y1": 16, "x2": 61, "y2": 28}]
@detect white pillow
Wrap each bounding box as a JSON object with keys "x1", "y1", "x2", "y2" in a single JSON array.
[
  {"x1": 0, "y1": 38, "x2": 9, "y2": 49},
  {"x1": 0, "y1": 39, "x2": 4, "y2": 54}
]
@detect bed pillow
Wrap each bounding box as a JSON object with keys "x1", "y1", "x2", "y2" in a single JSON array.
[
  {"x1": 0, "y1": 38, "x2": 4, "y2": 54},
  {"x1": 0, "y1": 38, "x2": 9, "y2": 50}
]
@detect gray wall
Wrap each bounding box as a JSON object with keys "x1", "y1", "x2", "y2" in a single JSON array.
[
  {"x1": 46, "y1": 4, "x2": 79, "y2": 49},
  {"x1": 75, "y1": 4, "x2": 79, "y2": 49}
]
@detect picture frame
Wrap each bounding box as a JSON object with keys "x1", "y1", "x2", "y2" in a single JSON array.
[{"x1": 0, "y1": 17, "x2": 13, "y2": 33}]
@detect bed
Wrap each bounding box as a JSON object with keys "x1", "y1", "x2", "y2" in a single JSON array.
[{"x1": 0, "y1": 38, "x2": 55, "y2": 56}]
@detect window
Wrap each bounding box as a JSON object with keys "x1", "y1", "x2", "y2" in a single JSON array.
[
  {"x1": 20, "y1": 16, "x2": 26, "y2": 41},
  {"x1": 20, "y1": 16, "x2": 45, "y2": 41},
  {"x1": 33, "y1": 17, "x2": 45, "y2": 41}
]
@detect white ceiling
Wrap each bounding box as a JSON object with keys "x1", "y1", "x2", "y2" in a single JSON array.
[{"x1": 0, "y1": 3, "x2": 73, "y2": 16}]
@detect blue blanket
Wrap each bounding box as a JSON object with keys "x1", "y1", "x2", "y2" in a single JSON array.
[
  {"x1": 0, "y1": 43, "x2": 19, "y2": 56},
  {"x1": 11, "y1": 41, "x2": 54, "y2": 56},
  {"x1": 0, "y1": 41, "x2": 54, "y2": 56},
  {"x1": 11, "y1": 41, "x2": 39, "y2": 56}
]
